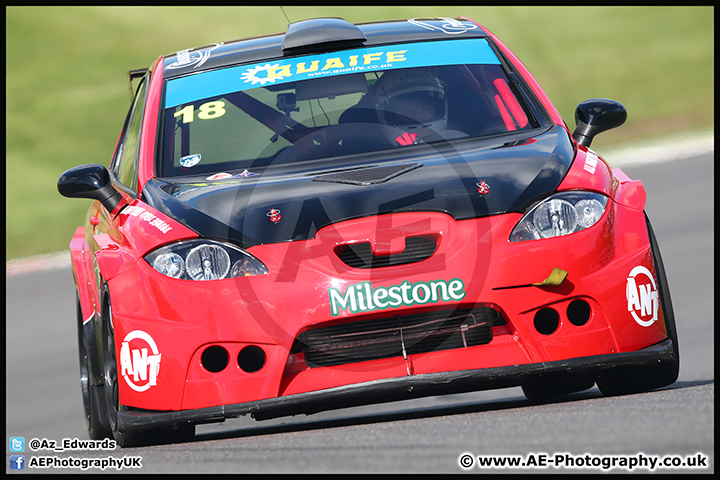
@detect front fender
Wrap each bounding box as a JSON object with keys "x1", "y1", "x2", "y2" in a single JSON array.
[
  {"x1": 612, "y1": 168, "x2": 647, "y2": 211},
  {"x1": 94, "y1": 233, "x2": 137, "y2": 281}
]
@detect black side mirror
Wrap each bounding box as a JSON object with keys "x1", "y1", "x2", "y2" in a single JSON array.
[
  {"x1": 57, "y1": 164, "x2": 123, "y2": 213},
  {"x1": 572, "y1": 99, "x2": 627, "y2": 147}
]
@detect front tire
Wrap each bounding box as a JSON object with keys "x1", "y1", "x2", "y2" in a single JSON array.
[{"x1": 76, "y1": 290, "x2": 112, "y2": 440}]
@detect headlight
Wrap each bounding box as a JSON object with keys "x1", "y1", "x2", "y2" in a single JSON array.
[
  {"x1": 510, "y1": 191, "x2": 609, "y2": 242},
  {"x1": 186, "y1": 244, "x2": 231, "y2": 280},
  {"x1": 145, "y1": 239, "x2": 268, "y2": 280}
]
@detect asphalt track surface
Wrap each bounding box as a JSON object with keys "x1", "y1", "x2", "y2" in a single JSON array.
[{"x1": 6, "y1": 151, "x2": 714, "y2": 474}]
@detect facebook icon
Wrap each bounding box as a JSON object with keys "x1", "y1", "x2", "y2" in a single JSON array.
[{"x1": 9, "y1": 455, "x2": 25, "y2": 470}]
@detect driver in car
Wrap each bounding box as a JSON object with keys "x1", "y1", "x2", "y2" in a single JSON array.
[
  {"x1": 374, "y1": 68, "x2": 449, "y2": 145},
  {"x1": 340, "y1": 67, "x2": 461, "y2": 146}
]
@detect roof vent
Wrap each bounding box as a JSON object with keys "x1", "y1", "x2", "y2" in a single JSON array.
[{"x1": 282, "y1": 18, "x2": 366, "y2": 54}]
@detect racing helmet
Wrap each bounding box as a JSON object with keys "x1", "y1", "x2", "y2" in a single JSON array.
[{"x1": 375, "y1": 68, "x2": 448, "y2": 137}]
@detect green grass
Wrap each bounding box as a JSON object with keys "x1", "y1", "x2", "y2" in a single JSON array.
[{"x1": 6, "y1": 6, "x2": 714, "y2": 260}]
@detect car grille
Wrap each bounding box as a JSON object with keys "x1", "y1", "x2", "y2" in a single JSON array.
[
  {"x1": 292, "y1": 306, "x2": 504, "y2": 368},
  {"x1": 335, "y1": 235, "x2": 437, "y2": 269}
]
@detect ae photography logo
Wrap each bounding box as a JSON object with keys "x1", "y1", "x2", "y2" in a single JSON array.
[
  {"x1": 231, "y1": 132, "x2": 493, "y2": 372},
  {"x1": 458, "y1": 452, "x2": 709, "y2": 472}
]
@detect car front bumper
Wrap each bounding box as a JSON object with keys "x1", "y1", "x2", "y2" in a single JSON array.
[
  {"x1": 103, "y1": 206, "x2": 670, "y2": 413},
  {"x1": 117, "y1": 338, "x2": 675, "y2": 432}
]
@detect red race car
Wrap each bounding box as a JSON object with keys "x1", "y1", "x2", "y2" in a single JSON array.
[{"x1": 58, "y1": 16, "x2": 678, "y2": 447}]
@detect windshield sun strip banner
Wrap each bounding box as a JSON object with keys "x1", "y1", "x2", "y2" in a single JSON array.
[{"x1": 164, "y1": 38, "x2": 500, "y2": 108}]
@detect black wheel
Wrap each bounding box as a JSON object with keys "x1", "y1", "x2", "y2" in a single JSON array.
[
  {"x1": 596, "y1": 214, "x2": 679, "y2": 396},
  {"x1": 100, "y1": 285, "x2": 195, "y2": 447},
  {"x1": 76, "y1": 290, "x2": 112, "y2": 440},
  {"x1": 522, "y1": 372, "x2": 595, "y2": 402},
  {"x1": 100, "y1": 286, "x2": 134, "y2": 446}
]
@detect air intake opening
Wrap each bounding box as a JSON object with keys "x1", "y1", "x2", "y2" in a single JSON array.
[
  {"x1": 282, "y1": 18, "x2": 366, "y2": 54},
  {"x1": 567, "y1": 299, "x2": 591, "y2": 326},
  {"x1": 292, "y1": 306, "x2": 503, "y2": 368},
  {"x1": 335, "y1": 235, "x2": 437, "y2": 269},
  {"x1": 534, "y1": 308, "x2": 560, "y2": 335},
  {"x1": 313, "y1": 163, "x2": 421, "y2": 185},
  {"x1": 201, "y1": 346, "x2": 229, "y2": 373},
  {"x1": 238, "y1": 345, "x2": 266, "y2": 373}
]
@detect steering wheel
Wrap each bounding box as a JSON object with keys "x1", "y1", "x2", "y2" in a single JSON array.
[{"x1": 289, "y1": 123, "x2": 412, "y2": 159}]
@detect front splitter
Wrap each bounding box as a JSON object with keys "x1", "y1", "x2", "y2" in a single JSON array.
[{"x1": 117, "y1": 338, "x2": 675, "y2": 431}]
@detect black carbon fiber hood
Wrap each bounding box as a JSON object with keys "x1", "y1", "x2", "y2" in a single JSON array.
[{"x1": 141, "y1": 125, "x2": 574, "y2": 248}]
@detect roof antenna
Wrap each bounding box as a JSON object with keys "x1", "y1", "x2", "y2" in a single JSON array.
[{"x1": 280, "y1": 6, "x2": 292, "y2": 26}]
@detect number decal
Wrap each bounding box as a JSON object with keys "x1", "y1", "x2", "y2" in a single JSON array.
[
  {"x1": 174, "y1": 105, "x2": 194, "y2": 123},
  {"x1": 197, "y1": 101, "x2": 226, "y2": 120},
  {"x1": 174, "y1": 101, "x2": 226, "y2": 124}
]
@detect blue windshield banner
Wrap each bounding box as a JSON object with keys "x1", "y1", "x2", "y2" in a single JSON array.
[{"x1": 165, "y1": 38, "x2": 500, "y2": 108}]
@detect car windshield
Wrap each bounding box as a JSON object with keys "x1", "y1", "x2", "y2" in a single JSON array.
[{"x1": 160, "y1": 38, "x2": 543, "y2": 177}]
